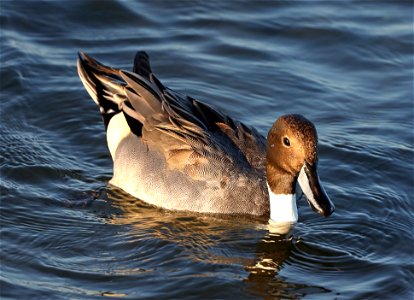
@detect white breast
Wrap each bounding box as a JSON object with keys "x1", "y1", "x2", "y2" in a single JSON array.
[{"x1": 267, "y1": 183, "x2": 298, "y2": 223}]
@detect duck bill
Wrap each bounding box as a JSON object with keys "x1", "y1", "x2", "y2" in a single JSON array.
[{"x1": 297, "y1": 162, "x2": 335, "y2": 217}]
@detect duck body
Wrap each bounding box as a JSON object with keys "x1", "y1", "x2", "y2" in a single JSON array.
[
  {"x1": 77, "y1": 51, "x2": 334, "y2": 222},
  {"x1": 108, "y1": 111, "x2": 269, "y2": 216}
]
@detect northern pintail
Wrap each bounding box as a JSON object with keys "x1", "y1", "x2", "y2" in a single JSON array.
[{"x1": 77, "y1": 51, "x2": 334, "y2": 223}]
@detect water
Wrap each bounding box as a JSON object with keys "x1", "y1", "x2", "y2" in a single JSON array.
[{"x1": 1, "y1": 1, "x2": 413, "y2": 299}]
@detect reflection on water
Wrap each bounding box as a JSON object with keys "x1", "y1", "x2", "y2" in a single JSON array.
[{"x1": 97, "y1": 188, "x2": 329, "y2": 298}]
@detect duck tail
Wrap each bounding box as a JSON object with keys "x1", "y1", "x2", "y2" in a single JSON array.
[
  {"x1": 133, "y1": 51, "x2": 152, "y2": 80},
  {"x1": 77, "y1": 51, "x2": 126, "y2": 129}
]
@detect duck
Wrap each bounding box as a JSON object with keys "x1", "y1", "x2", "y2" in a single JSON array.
[{"x1": 77, "y1": 51, "x2": 334, "y2": 223}]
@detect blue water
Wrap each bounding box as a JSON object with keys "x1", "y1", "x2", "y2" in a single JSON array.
[{"x1": 1, "y1": 1, "x2": 413, "y2": 299}]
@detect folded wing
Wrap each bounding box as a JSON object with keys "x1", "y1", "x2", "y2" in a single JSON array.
[{"x1": 77, "y1": 51, "x2": 267, "y2": 179}]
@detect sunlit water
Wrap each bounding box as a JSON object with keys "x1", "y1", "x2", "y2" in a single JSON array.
[{"x1": 1, "y1": 1, "x2": 413, "y2": 299}]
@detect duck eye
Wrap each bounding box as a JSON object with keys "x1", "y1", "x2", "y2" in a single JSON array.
[{"x1": 283, "y1": 137, "x2": 290, "y2": 147}]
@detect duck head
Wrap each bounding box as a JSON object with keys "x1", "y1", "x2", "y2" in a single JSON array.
[{"x1": 266, "y1": 114, "x2": 335, "y2": 222}]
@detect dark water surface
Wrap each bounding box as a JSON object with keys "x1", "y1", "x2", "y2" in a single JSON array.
[{"x1": 1, "y1": 1, "x2": 413, "y2": 299}]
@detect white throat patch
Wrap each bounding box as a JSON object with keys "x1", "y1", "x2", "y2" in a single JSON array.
[{"x1": 267, "y1": 183, "x2": 298, "y2": 223}]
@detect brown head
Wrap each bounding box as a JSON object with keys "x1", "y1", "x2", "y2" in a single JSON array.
[{"x1": 266, "y1": 114, "x2": 334, "y2": 217}]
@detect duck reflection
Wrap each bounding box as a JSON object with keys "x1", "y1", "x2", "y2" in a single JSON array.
[{"x1": 98, "y1": 187, "x2": 302, "y2": 297}]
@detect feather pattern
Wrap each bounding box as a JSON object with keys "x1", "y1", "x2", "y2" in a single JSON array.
[{"x1": 77, "y1": 51, "x2": 269, "y2": 217}]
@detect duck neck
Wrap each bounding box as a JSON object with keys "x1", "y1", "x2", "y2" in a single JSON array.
[{"x1": 266, "y1": 165, "x2": 298, "y2": 223}]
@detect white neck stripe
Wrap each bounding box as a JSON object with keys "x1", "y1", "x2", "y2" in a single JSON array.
[
  {"x1": 267, "y1": 183, "x2": 298, "y2": 223},
  {"x1": 298, "y1": 165, "x2": 323, "y2": 213}
]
